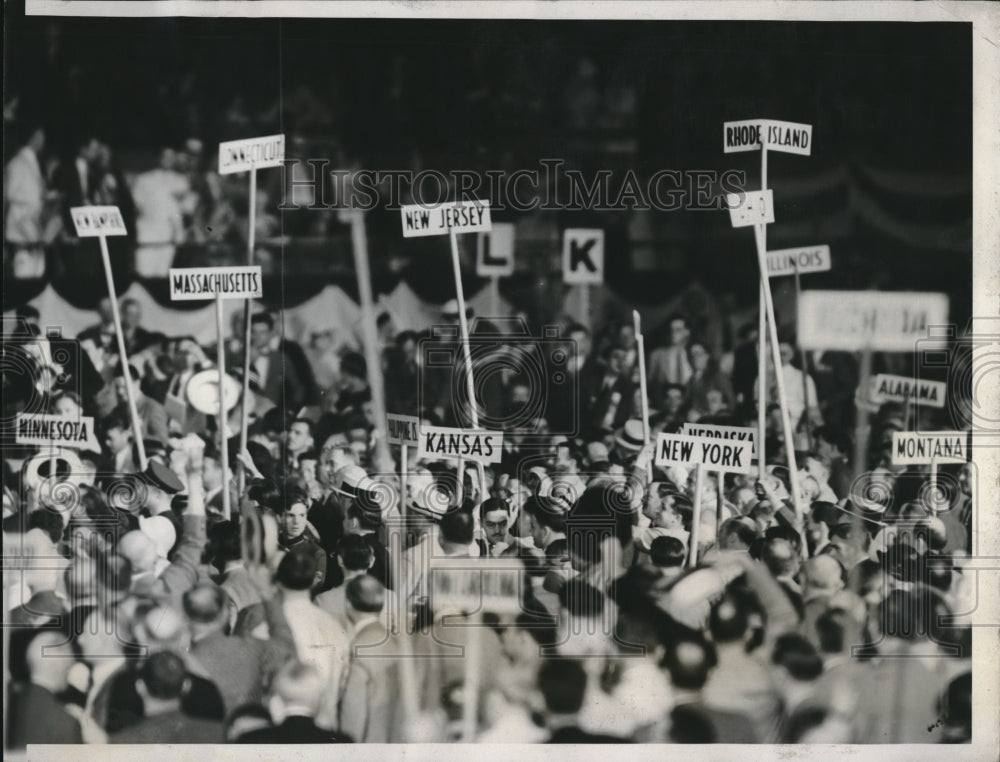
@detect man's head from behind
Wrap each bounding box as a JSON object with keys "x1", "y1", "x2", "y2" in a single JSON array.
[
  {"x1": 25, "y1": 630, "x2": 75, "y2": 693},
  {"x1": 337, "y1": 533, "x2": 375, "y2": 576},
  {"x1": 276, "y1": 547, "x2": 319, "y2": 592},
  {"x1": 136, "y1": 651, "x2": 188, "y2": 709},
  {"x1": 345, "y1": 575, "x2": 385, "y2": 624},
  {"x1": 182, "y1": 582, "x2": 229, "y2": 637},
  {"x1": 538, "y1": 658, "x2": 587, "y2": 718},
  {"x1": 662, "y1": 635, "x2": 717, "y2": 692},
  {"x1": 268, "y1": 660, "x2": 324, "y2": 724},
  {"x1": 802, "y1": 555, "x2": 845, "y2": 600},
  {"x1": 438, "y1": 508, "x2": 475, "y2": 553}
]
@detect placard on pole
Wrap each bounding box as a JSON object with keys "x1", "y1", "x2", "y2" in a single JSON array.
[
  {"x1": 71, "y1": 205, "x2": 147, "y2": 470},
  {"x1": 400, "y1": 198, "x2": 492, "y2": 742},
  {"x1": 218, "y1": 133, "x2": 285, "y2": 498},
  {"x1": 170, "y1": 265, "x2": 263, "y2": 520}
]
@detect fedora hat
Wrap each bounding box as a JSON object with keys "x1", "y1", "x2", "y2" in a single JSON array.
[{"x1": 614, "y1": 419, "x2": 646, "y2": 453}]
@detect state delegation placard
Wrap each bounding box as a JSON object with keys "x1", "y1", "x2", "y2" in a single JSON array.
[
  {"x1": 400, "y1": 200, "x2": 492, "y2": 238},
  {"x1": 218, "y1": 134, "x2": 286, "y2": 175},
  {"x1": 655, "y1": 432, "x2": 753, "y2": 474},
  {"x1": 16, "y1": 414, "x2": 99, "y2": 450},
  {"x1": 798, "y1": 291, "x2": 949, "y2": 352},
  {"x1": 680, "y1": 423, "x2": 757, "y2": 458},
  {"x1": 766, "y1": 245, "x2": 832, "y2": 278},
  {"x1": 70, "y1": 206, "x2": 127, "y2": 237},
  {"x1": 386, "y1": 414, "x2": 420, "y2": 446},
  {"x1": 169, "y1": 267, "x2": 263, "y2": 301},
  {"x1": 891, "y1": 431, "x2": 971, "y2": 466},
  {"x1": 430, "y1": 558, "x2": 524, "y2": 615},
  {"x1": 869, "y1": 374, "x2": 947, "y2": 408},
  {"x1": 417, "y1": 425, "x2": 503, "y2": 464},
  {"x1": 723, "y1": 119, "x2": 813, "y2": 156}
]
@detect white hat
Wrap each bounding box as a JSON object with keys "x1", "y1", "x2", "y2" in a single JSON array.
[
  {"x1": 442, "y1": 299, "x2": 473, "y2": 320},
  {"x1": 406, "y1": 470, "x2": 451, "y2": 518},
  {"x1": 331, "y1": 465, "x2": 377, "y2": 500},
  {"x1": 139, "y1": 515, "x2": 177, "y2": 559}
]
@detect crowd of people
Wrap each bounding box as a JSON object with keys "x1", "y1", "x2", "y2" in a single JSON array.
[
  {"x1": 3, "y1": 125, "x2": 282, "y2": 280},
  {"x1": 2, "y1": 286, "x2": 974, "y2": 746}
]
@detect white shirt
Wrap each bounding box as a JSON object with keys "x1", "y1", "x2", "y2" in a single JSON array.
[
  {"x1": 754, "y1": 364, "x2": 822, "y2": 428},
  {"x1": 131, "y1": 167, "x2": 190, "y2": 246},
  {"x1": 282, "y1": 596, "x2": 351, "y2": 692}
]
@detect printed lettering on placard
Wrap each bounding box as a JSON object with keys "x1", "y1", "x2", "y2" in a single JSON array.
[
  {"x1": 417, "y1": 425, "x2": 503, "y2": 464},
  {"x1": 476, "y1": 223, "x2": 516, "y2": 277},
  {"x1": 386, "y1": 414, "x2": 420, "y2": 446},
  {"x1": 655, "y1": 432, "x2": 753, "y2": 474},
  {"x1": 169, "y1": 267, "x2": 264, "y2": 301},
  {"x1": 218, "y1": 134, "x2": 286, "y2": 175},
  {"x1": 680, "y1": 423, "x2": 758, "y2": 457},
  {"x1": 798, "y1": 291, "x2": 949, "y2": 352},
  {"x1": 891, "y1": 431, "x2": 971, "y2": 466},
  {"x1": 16, "y1": 414, "x2": 99, "y2": 450},
  {"x1": 70, "y1": 206, "x2": 127, "y2": 238},
  {"x1": 562, "y1": 229, "x2": 604, "y2": 285},
  {"x1": 869, "y1": 375, "x2": 947, "y2": 409},
  {"x1": 766, "y1": 245, "x2": 832, "y2": 278},
  {"x1": 400, "y1": 200, "x2": 492, "y2": 238}
]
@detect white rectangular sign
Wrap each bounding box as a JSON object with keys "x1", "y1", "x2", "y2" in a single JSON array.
[
  {"x1": 891, "y1": 431, "x2": 971, "y2": 466},
  {"x1": 70, "y1": 206, "x2": 127, "y2": 238},
  {"x1": 869, "y1": 374, "x2": 947, "y2": 409},
  {"x1": 476, "y1": 223, "x2": 515, "y2": 277},
  {"x1": 16, "y1": 414, "x2": 99, "y2": 450},
  {"x1": 169, "y1": 267, "x2": 263, "y2": 301},
  {"x1": 386, "y1": 413, "x2": 420, "y2": 446},
  {"x1": 680, "y1": 423, "x2": 757, "y2": 458},
  {"x1": 562, "y1": 228, "x2": 604, "y2": 285},
  {"x1": 727, "y1": 190, "x2": 774, "y2": 228},
  {"x1": 400, "y1": 200, "x2": 492, "y2": 238},
  {"x1": 654, "y1": 432, "x2": 753, "y2": 474},
  {"x1": 766, "y1": 245, "x2": 832, "y2": 278},
  {"x1": 798, "y1": 291, "x2": 949, "y2": 352},
  {"x1": 723, "y1": 119, "x2": 813, "y2": 156},
  {"x1": 218, "y1": 134, "x2": 286, "y2": 175},
  {"x1": 418, "y1": 425, "x2": 503, "y2": 464},
  {"x1": 430, "y1": 558, "x2": 524, "y2": 615}
]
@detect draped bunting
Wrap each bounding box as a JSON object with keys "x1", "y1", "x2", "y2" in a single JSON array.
[{"x1": 2, "y1": 279, "x2": 515, "y2": 349}]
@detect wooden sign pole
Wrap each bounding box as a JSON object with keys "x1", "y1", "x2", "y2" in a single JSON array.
[
  {"x1": 99, "y1": 235, "x2": 147, "y2": 470},
  {"x1": 237, "y1": 167, "x2": 258, "y2": 499},
  {"x1": 215, "y1": 295, "x2": 232, "y2": 521},
  {"x1": 758, "y1": 145, "x2": 770, "y2": 479},
  {"x1": 792, "y1": 259, "x2": 813, "y2": 451},
  {"x1": 449, "y1": 223, "x2": 481, "y2": 743},
  {"x1": 753, "y1": 224, "x2": 806, "y2": 529},
  {"x1": 688, "y1": 463, "x2": 704, "y2": 568},
  {"x1": 633, "y1": 310, "x2": 653, "y2": 482},
  {"x1": 350, "y1": 209, "x2": 392, "y2": 472}
]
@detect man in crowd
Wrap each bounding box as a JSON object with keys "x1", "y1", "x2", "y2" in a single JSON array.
[{"x1": 4, "y1": 279, "x2": 973, "y2": 747}]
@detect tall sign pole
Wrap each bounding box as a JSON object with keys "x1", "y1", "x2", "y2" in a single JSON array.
[
  {"x1": 218, "y1": 133, "x2": 285, "y2": 496},
  {"x1": 71, "y1": 206, "x2": 146, "y2": 470},
  {"x1": 170, "y1": 265, "x2": 264, "y2": 520},
  {"x1": 724, "y1": 118, "x2": 814, "y2": 530}
]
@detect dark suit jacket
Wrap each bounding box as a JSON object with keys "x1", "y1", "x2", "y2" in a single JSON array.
[
  {"x1": 256, "y1": 345, "x2": 308, "y2": 415},
  {"x1": 238, "y1": 715, "x2": 353, "y2": 743},
  {"x1": 108, "y1": 710, "x2": 224, "y2": 744},
  {"x1": 584, "y1": 374, "x2": 634, "y2": 435},
  {"x1": 280, "y1": 339, "x2": 320, "y2": 407},
  {"x1": 7, "y1": 682, "x2": 82, "y2": 747},
  {"x1": 361, "y1": 532, "x2": 392, "y2": 591},
  {"x1": 547, "y1": 724, "x2": 629, "y2": 743}
]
